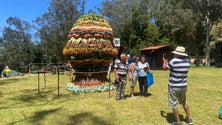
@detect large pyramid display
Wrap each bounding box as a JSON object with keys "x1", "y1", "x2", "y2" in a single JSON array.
[{"x1": 63, "y1": 14, "x2": 118, "y2": 93}]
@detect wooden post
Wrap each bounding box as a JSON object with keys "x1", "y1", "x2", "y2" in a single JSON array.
[
  {"x1": 38, "y1": 71, "x2": 40, "y2": 93},
  {"x1": 29, "y1": 63, "x2": 31, "y2": 73},
  {"x1": 108, "y1": 71, "x2": 111, "y2": 98},
  {"x1": 57, "y1": 70, "x2": 60, "y2": 99},
  {"x1": 44, "y1": 70, "x2": 46, "y2": 88}
]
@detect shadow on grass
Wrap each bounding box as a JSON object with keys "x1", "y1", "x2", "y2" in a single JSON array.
[
  {"x1": 28, "y1": 107, "x2": 62, "y2": 124},
  {"x1": 0, "y1": 77, "x2": 28, "y2": 86},
  {"x1": 16, "y1": 87, "x2": 74, "y2": 102},
  {"x1": 0, "y1": 92, "x2": 48, "y2": 110},
  {"x1": 160, "y1": 110, "x2": 184, "y2": 123},
  {"x1": 12, "y1": 89, "x2": 49, "y2": 102},
  {"x1": 7, "y1": 107, "x2": 62, "y2": 125},
  {"x1": 0, "y1": 93, "x2": 71, "y2": 110},
  {"x1": 0, "y1": 87, "x2": 77, "y2": 110},
  {"x1": 1, "y1": 89, "x2": 53, "y2": 109},
  {"x1": 68, "y1": 112, "x2": 114, "y2": 125},
  {"x1": 124, "y1": 92, "x2": 152, "y2": 98}
]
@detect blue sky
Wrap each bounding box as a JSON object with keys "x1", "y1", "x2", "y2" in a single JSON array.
[{"x1": 0, "y1": 0, "x2": 104, "y2": 36}]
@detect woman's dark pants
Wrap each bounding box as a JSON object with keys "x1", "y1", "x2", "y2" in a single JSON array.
[{"x1": 138, "y1": 76, "x2": 148, "y2": 95}]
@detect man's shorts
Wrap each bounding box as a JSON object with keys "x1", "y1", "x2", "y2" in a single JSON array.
[{"x1": 168, "y1": 86, "x2": 187, "y2": 108}]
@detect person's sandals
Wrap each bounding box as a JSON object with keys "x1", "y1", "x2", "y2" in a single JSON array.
[
  {"x1": 131, "y1": 95, "x2": 136, "y2": 99},
  {"x1": 185, "y1": 117, "x2": 193, "y2": 125},
  {"x1": 171, "y1": 122, "x2": 182, "y2": 125}
]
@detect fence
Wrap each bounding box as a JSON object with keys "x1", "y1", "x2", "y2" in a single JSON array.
[{"x1": 28, "y1": 63, "x2": 66, "y2": 74}]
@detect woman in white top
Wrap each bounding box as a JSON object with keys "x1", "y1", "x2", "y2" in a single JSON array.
[
  {"x1": 128, "y1": 56, "x2": 139, "y2": 98},
  {"x1": 138, "y1": 55, "x2": 150, "y2": 96}
]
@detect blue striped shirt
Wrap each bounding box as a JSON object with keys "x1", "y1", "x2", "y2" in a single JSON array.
[{"x1": 166, "y1": 57, "x2": 190, "y2": 88}]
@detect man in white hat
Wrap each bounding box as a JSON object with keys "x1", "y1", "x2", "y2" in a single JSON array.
[{"x1": 163, "y1": 46, "x2": 193, "y2": 125}]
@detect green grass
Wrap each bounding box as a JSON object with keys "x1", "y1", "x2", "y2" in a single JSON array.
[{"x1": 0, "y1": 68, "x2": 222, "y2": 125}]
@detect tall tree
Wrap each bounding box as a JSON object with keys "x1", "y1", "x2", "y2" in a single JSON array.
[
  {"x1": 175, "y1": 0, "x2": 222, "y2": 66},
  {"x1": 100, "y1": 0, "x2": 170, "y2": 55},
  {"x1": 203, "y1": 0, "x2": 222, "y2": 66},
  {"x1": 100, "y1": 0, "x2": 134, "y2": 38},
  {"x1": 211, "y1": 20, "x2": 222, "y2": 40},
  {"x1": 0, "y1": 37, "x2": 4, "y2": 62},
  {"x1": 35, "y1": 0, "x2": 82, "y2": 63},
  {"x1": 2, "y1": 17, "x2": 35, "y2": 70},
  {"x1": 80, "y1": 0, "x2": 86, "y2": 15},
  {"x1": 151, "y1": 0, "x2": 222, "y2": 66}
]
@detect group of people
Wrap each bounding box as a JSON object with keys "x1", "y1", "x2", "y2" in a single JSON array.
[
  {"x1": 113, "y1": 53, "x2": 150, "y2": 100},
  {"x1": 113, "y1": 46, "x2": 193, "y2": 125}
]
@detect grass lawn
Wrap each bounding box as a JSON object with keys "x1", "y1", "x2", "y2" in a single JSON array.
[{"x1": 0, "y1": 67, "x2": 222, "y2": 125}]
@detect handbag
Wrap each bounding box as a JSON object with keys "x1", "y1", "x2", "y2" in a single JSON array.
[
  {"x1": 219, "y1": 105, "x2": 222, "y2": 120},
  {"x1": 147, "y1": 72, "x2": 154, "y2": 88}
]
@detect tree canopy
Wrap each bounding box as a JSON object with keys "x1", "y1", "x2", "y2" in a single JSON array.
[
  {"x1": 34, "y1": 0, "x2": 83, "y2": 63},
  {"x1": 1, "y1": 0, "x2": 222, "y2": 70},
  {"x1": 1, "y1": 17, "x2": 35, "y2": 71}
]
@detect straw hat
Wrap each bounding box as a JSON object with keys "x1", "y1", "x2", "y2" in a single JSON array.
[{"x1": 172, "y1": 46, "x2": 188, "y2": 56}]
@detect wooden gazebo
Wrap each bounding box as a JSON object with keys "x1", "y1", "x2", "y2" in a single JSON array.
[{"x1": 140, "y1": 45, "x2": 174, "y2": 69}]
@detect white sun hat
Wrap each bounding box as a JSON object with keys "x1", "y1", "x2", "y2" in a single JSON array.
[{"x1": 172, "y1": 46, "x2": 188, "y2": 56}]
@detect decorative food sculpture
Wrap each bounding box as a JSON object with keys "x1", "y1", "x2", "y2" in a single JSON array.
[{"x1": 63, "y1": 14, "x2": 118, "y2": 92}]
